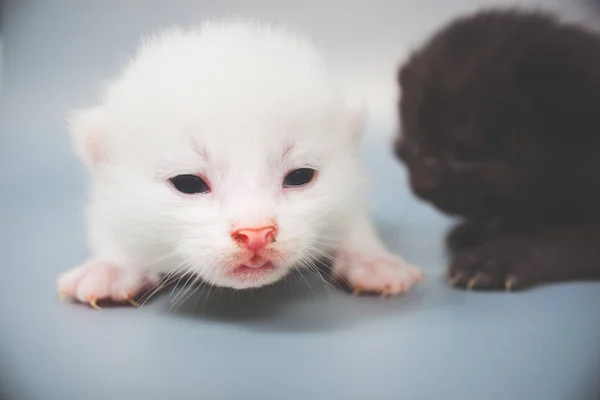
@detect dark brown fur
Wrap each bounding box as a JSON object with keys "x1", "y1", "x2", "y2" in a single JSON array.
[{"x1": 395, "y1": 9, "x2": 600, "y2": 290}]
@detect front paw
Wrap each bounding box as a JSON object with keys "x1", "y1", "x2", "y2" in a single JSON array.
[
  {"x1": 446, "y1": 219, "x2": 500, "y2": 254},
  {"x1": 333, "y1": 251, "x2": 422, "y2": 296},
  {"x1": 57, "y1": 261, "x2": 160, "y2": 309},
  {"x1": 449, "y1": 240, "x2": 535, "y2": 291}
]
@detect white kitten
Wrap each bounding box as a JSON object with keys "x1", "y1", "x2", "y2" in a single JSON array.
[{"x1": 57, "y1": 20, "x2": 421, "y2": 309}]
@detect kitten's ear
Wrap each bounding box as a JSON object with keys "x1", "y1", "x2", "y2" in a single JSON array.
[
  {"x1": 344, "y1": 96, "x2": 366, "y2": 141},
  {"x1": 67, "y1": 107, "x2": 109, "y2": 168}
]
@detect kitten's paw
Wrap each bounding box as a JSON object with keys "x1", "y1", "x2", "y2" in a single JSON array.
[
  {"x1": 449, "y1": 241, "x2": 534, "y2": 291},
  {"x1": 57, "y1": 261, "x2": 159, "y2": 309},
  {"x1": 334, "y1": 252, "x2": 422, "y2": 296}
]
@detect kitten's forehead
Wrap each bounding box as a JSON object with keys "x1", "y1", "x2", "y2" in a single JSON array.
[
  {"x1": 104, "y1": 21, "x2": 339, "y2": 120},
  {"x1": 99, "y1": 21, "x2": 354, "y2": 174},
  {"x1": 195, "y1": 118, "x2": 333, "y2": 169}
]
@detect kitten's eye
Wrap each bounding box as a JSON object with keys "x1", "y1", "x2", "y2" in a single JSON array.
[
  {"x1": 170, "y1": 174, "x2": 210, "y2": 194},
  {"x1": 452, "y1": 143, "x2": 482, "y2": 164},
  {"x1": 283, "y1": 168, "x2": 316, "y2": 188}
]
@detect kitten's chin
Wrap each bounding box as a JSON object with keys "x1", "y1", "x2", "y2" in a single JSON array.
[
  {"x1": 411, "y1": 189, "x2": 464, "y2": 216},
  {"x1": 410, "y1": 182, "x2": 485, "y2": 217},
  {"x1": 424, "y1": 195, "x2": 503, "y2": 220},
  {"x1": 428, "y1": 200, "x2": 466, "y2": 217},
  {"x1": 209, "y1": 262, "x2": 290, "y2": 289}
]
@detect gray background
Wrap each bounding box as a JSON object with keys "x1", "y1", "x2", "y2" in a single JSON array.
[{"x1": 1, "y1": 1, "x2": 600, "y2": 399}]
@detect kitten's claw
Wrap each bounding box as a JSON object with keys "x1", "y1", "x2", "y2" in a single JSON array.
[
  {"x1": 467, "y1": 277, "x2": 478, "y2": 290},
  {"x1": 88, "y1": 296, "x2": 101, "y2": 310},
  {"x1": 505, "y1": 276, "x2": 516, "y2": 292},
  {"x1": 57, "y1": 261, "x2": 159, "y2": 309},
  {"x1": 450, "y1": 245, "x2": 533, "y2": 291},
  {"x1": 449, "y1": 272, "x2": 463, "y2": 286},
  {"x1": 126, "y1": 295, "x2": 140, "y2": 308}
]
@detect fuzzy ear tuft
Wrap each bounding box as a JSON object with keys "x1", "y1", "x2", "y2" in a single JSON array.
[
  {"x1": 344, "y1": 96, "x2": 367, "y2": 141},
  {"x1": 67, "y1": 107, "x2": 109, "y2": 168}
]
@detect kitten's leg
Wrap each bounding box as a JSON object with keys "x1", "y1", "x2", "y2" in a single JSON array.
[
  {"x1": 57, "y1": 261, "x2": 160, "y2": 309},
  {"x1": 446, "y1": 219, "x2": 502, "y2": 254},
  {"x1": 449, "y1": 224, "x2": 600, "y2": 291},
  {"x1": 332, "y1": 212, "x2": 422, "y2": 296},
  {"x1": 58, "y1": 212, "x2": 163, "y2": 309}
]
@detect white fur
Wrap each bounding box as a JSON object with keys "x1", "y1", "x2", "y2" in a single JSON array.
[{"x1": 58, "y1": 19, "x2": 420, "y2": 305}]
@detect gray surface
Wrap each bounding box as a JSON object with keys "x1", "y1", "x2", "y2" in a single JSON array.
[{"x1": 1, "y1": 1, "x2": 600, "y2": 399}]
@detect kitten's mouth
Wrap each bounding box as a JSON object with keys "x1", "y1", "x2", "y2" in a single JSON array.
[{"x1": 228, "y1": 261, "x2": 276, "y2": 280}]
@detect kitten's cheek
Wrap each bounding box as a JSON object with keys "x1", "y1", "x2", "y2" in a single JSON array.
[
  {"x1": 394, "y1": 144, "x2": 408, "y2": 161},
  {"x1": 409, "y1": 173, "x2": 440, "y2": 198}
]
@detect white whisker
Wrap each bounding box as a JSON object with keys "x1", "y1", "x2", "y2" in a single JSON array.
[
  {"x1": 170, "y1": 273, "x2": 205, "y2": 312},
  {"x1": 293, "y1": 266, "x2": 316, "y2": 296},
  {"x1": 170, "y1": 270, "x2": 199, "y2": 304},
  {"x1": 300, "y1": 256, "x2": 338, "y2": 293},
  {"x1": 137, "y1": 260, "x2": 191, "y2": 307}
]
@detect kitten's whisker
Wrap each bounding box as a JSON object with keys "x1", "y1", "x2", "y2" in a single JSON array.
[
  {"x1": 180, "y1": 274, "x2": 207, "y2": 308},
  {"x1": 171, "y1": 266, "x2": 208, "y2": 307},
  {"x1": 137, "y1": 260, "x2": 190, "y2": 307},
  {"x1": 305, "y1": 237, "x2": 340, "y2": 246},
  {"x1": 306, "y1": 253, "x2": 335, "y2": 288},
  {"x1": 294, "y1": 263, "x2": 317, "y2": 296},
  {"x1": 305, "y1": 249, "x2": 351, "y2": 288},
  {"x1": 169, "y1": 266, "x2": 194, "y2": 299},
  {"x1": 299, "y1": 257, "x2": 337, "y2": 293},
  {"x1": 309, "y1": 259, "x2": 338, "y2": 290},
  {"x1": 170, "y1": 270, "x2": 199, "y2": 304},
  {"x1": 305, "y1": 244, "x2": 338, "y2": 264},
  {"x1": 137, "y1": 261, "x2": 183, "y2": 304}
]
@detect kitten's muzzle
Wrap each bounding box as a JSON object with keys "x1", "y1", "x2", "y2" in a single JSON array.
[
  {"x1": 409, "y1": 163, "x2": 443, "y2": 197},
  {"x1": 231, "y1": 225, "x2": 278, "y2": 252}
]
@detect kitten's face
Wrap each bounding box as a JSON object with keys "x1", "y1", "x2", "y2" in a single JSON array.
[
  {"x1": 79, "y1": 93, "x2": 363, "y2": 289},
  {"x1": 395, "y1": 71, "x2": 551, "y2": 219}
]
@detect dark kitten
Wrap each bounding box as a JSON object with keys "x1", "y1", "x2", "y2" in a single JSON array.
[{"x1": 396, "y1": 8, "x2": 600, "y2": 290}]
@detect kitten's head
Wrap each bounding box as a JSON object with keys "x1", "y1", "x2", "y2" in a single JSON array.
[
  {"x1": 395, "y1": 10, "x2": 600, "y2": 219},
  {"x1": 70, "y1": 20, "x2": 365, "y2": 289}
]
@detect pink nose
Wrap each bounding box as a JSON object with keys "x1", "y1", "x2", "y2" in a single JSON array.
[{"x1": 231, "y1": 225, "x2": 278, "y2": 251}]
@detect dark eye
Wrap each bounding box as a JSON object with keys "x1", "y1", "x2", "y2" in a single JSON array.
[
  {"x1": 283, "y1": 168, "x2": 316, "y2": 188},
  {"x1": 170, "y1": 174, "x2": 210, "y2": 194}
]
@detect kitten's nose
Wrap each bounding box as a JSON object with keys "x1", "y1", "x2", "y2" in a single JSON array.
[{"x1": 231, "y1": 225, "x2": 278, "y2": 251}]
